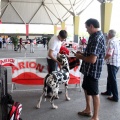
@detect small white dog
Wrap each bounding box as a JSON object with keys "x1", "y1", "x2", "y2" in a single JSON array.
[{"x1": 36, "y1": 54, "x2": 70, "y2": 109}]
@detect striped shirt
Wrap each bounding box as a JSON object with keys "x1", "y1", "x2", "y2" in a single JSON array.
[
  {"x1": 80, "y1": 31, "x2": 106, "y2": 79},
  {"x1": 106, "y1": 37, "x2": 120, "y2": 67}
]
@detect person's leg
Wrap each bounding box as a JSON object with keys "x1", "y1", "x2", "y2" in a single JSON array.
[
  {"x1": 106, "y1": 64, "x2": 112, "y2": 94},
  {"x1": 91, "y1": 95, "x2": 100, "y2": 120},
  {"x1": 101, "y1": 64, "x2": 111, "y2": 95},
  {"x1": 108, "y1": 65, "x2": 119, "y2": 101},
  {"x1": 22, "y1": 44, "x2": 26, "y2": 50},
  {"x1": 30, "y1": 43, "x2": 32, "y2": 53},
  {"x1": 78, "y1": 76, "x2": 92, "y2": 114},
  {"x1": 88, "y1": 77, "x2": 99, "y2": 120},
  {"x1": 47, "y1": 59, "x2": 56, "y2": 73},
  {"x1": 32, "y1": 43, "x2": 34, "y2": 53},
  {"x1": 3, "y1": 43, "x2": 4, "y2": 48},
  {"x1": 19, "y1": 44, "x2": 22, "y2": 52},
  {"x1": 47, "y1": 59, "x2": 56, "y2": 95},
  {"x1": 84, "y1": 75, "x2": 99, "y2": 120},
  {"x1": 84, "y1": 90, "x2": 92, "y2": 113}
]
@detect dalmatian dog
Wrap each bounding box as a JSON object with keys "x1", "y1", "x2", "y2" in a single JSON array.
[{"x1": 36, "y1": 54, "x2": 70, "y2": 109}]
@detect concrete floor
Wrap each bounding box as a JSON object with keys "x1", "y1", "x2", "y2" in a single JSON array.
[{"x1": 0, "y1": 44, "x2": 120, "y2": 120}]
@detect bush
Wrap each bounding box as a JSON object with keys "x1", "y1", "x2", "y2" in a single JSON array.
[{"x1": 11, "y1": 36, "x2": 19, "y2": 50}]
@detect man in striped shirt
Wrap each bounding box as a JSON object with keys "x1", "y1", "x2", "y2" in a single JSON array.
[
  {"x1": 75, "y1": 18, "x2": 105, "y2": 120},
  {"x1": 101, "y1": 29, "x2": 120, "y2": 102}
]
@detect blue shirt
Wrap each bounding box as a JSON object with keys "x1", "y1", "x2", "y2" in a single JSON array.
[{"x1": 80, "y1": 31, "x2": 106, "y2": 79}]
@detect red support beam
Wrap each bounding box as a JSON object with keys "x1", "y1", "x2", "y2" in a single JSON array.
[
  {"x1": 26, "y1": 24, "x2": 29, "y2": 36},
  {"x1": 0, "y1": 19, "x2": 2, "y2": 24}
]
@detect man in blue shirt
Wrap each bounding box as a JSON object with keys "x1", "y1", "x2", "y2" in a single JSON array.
[{"x1": 75, "y1": 18, "x2": 105, "y2": 120}]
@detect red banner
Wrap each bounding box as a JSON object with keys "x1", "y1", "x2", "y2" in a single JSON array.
[{"x1": 0, "y1": 58, "x2": 80, "y2": 85}]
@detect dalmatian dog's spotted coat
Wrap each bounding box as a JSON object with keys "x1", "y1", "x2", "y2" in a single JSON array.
[{"x1": 36, "y1": 54, "x2": 70, "y2": 109}]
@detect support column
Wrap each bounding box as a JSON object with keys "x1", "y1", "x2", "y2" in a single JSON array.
[
  {"x1": 0, "y1": 0, "x2": 2, "y2": 24},
  {"x1": 73, "y1": 16, "x2": 79, "y2": 43},
  {"x1": 61, "y1": 21, "x2": 65, "y2": 30},
  {"x1": 54, "y1": 25, "x2": 57, "y2": 35},
  {"x1": 26, "y1": 24, "x2": 29, "y2": 38},
  {"x1": 101, "y1": 2, "x2": 112, "y2": 35}
]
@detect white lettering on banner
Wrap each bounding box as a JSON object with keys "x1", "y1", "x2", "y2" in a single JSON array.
[{"x1": 0, "y1": 58, "x2": 15, "y2": 64}]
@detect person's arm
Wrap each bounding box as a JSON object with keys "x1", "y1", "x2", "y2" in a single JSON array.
[
  {"x1": 104, "y1": 54, "x2": 111, "y2": 60},
  {"x1": 105, "y1": 41, "x2": 114, "y2": 60},
  {"x1": 76, "y1": 51, "x2": 84, "y2": 55},
  {"x1": 75, "y1": 53, "x2": 97, "y2": 64},
  {"x1": 48, "y1": 49, "x2": 60, "y2": 65}
]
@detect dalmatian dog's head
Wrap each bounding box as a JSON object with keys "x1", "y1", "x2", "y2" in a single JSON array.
[{"x1": 57, "y1": 54, "x2": 69, "y2": 67}]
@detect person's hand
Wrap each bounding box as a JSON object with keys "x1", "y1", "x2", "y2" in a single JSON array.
[
  {"x1": 76, "y1": 51, "x2": 82, "y2": 54},
  {"x1": 57, "y1": 53, "x2": 60, "y2": 56},
  {"x1": 76, "y1": 51, "x2": 81, "y2": 54},
  {"x1": 75, "y1": 53, "x2": 83, "y2": 59},
  {"x1": 57, "y1": 61, "x2": 62, "y2": 69}
]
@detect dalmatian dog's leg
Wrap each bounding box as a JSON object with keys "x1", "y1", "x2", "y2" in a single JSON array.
[
  {"x1": 36, "y1": 87, "x2": 47, "y2": 109},
  {"x1": 50, "y1": 88, "x2": 59, "y2": 109},
  {"x1": 65, "y1": 83, "x2": 70, "y2": 101},
  {"x1": 54, "y1": 84, "x2": 59, "y2": 99}
]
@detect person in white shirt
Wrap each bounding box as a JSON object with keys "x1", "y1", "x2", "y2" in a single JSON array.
[
  {"x1": 30, "y1": 39, "x2": 34, "y2": 53},
  {"x1": 47, "y1": 30, "x2": 68, "y2": 96},
  {"x1": 101, "y1": 29, "x2": 120, "y2": 102}
]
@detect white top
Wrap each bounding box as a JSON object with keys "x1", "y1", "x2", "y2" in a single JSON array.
[
  {"x1": 47, "y1": 35, "x2": 62, "y2": 59},
  {"x1": 106, "y1": 37, "x2": 120, "y2": 67},
  {"x1": 6, "y1": 37, "x2": 10, "y2": 43}
]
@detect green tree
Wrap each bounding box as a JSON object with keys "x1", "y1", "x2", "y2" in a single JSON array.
[{"x1": 11, "y1": 36, "x2": 19, "y2": 50}]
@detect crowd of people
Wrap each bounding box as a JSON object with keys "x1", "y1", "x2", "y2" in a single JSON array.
[
  {"x1": 46, "y1": 18, "x2": 120, "y2": 120},
  {"x1": 0, "y1": 36, "x2": 11, "y2": 49},
  {"x1": 0, "y1": 36, "x2": 47, "y2": 53},
  {"x1": 0, "y1": 18, "x2": 120, "y2": 120}
]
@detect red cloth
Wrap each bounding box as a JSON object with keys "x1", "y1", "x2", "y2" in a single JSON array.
[
  {"x1": 68, "y1": 57, "x2": 80, "y2": 69},
  {"x1": 59, "y1": 46, "x2": 70, "y2": 55},
  {"x1": 81, "y1": 38, "x2": 86, "y2": 44}
]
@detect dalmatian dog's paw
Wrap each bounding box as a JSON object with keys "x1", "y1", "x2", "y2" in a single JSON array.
[
  {"x1": 55, "y1": 95, "x2": 59, "y2": 99},
  {"x1": 36, "y1": 103, "x2": 41, "y2": 109},
  {"x1": 66, "y1": 97, "x2": 71, "y2": 101},
  {"x1": 52, "y1": 105, "x2": 58, "y2": 109}
]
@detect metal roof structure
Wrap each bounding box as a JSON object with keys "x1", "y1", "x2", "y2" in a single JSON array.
[{"x1": 1, "y1": 0, "x2": 94, "y2": 25}]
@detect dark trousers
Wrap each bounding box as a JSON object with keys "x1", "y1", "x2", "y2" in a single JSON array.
[
  {"x1": 47, "y1": 58, "x2": 57, "y2": 73},
  {"x1": 107, "y1": 64, "x2": 119, "y2": 100},
  {"x1": 47, "y1": 58, "x2": 57, "y2": 93}
]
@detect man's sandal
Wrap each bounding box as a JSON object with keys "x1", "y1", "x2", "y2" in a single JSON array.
[{"x1": 78, "y1": 111, "x2": 92, "y2": 117}]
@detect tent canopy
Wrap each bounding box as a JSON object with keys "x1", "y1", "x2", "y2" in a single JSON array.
[{"x1": 1, "y1": 0, "x2": 94, "y2": 25}]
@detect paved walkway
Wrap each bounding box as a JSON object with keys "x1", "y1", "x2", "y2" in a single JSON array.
[
  {"x1": 0, "y1": 44, "x2": 48, "y2": 58},
  {"x1": 0, "y1": 44, "x2": 120, "y2": 120}
]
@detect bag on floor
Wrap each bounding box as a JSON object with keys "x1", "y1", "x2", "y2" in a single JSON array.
[{"x1": 8, "y1": 102, "x2": 22, "y2": 120}]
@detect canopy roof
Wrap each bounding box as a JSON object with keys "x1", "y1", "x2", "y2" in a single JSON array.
[{"x1": 1, "y1": 0, "x2": 94, "y2": 25}]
